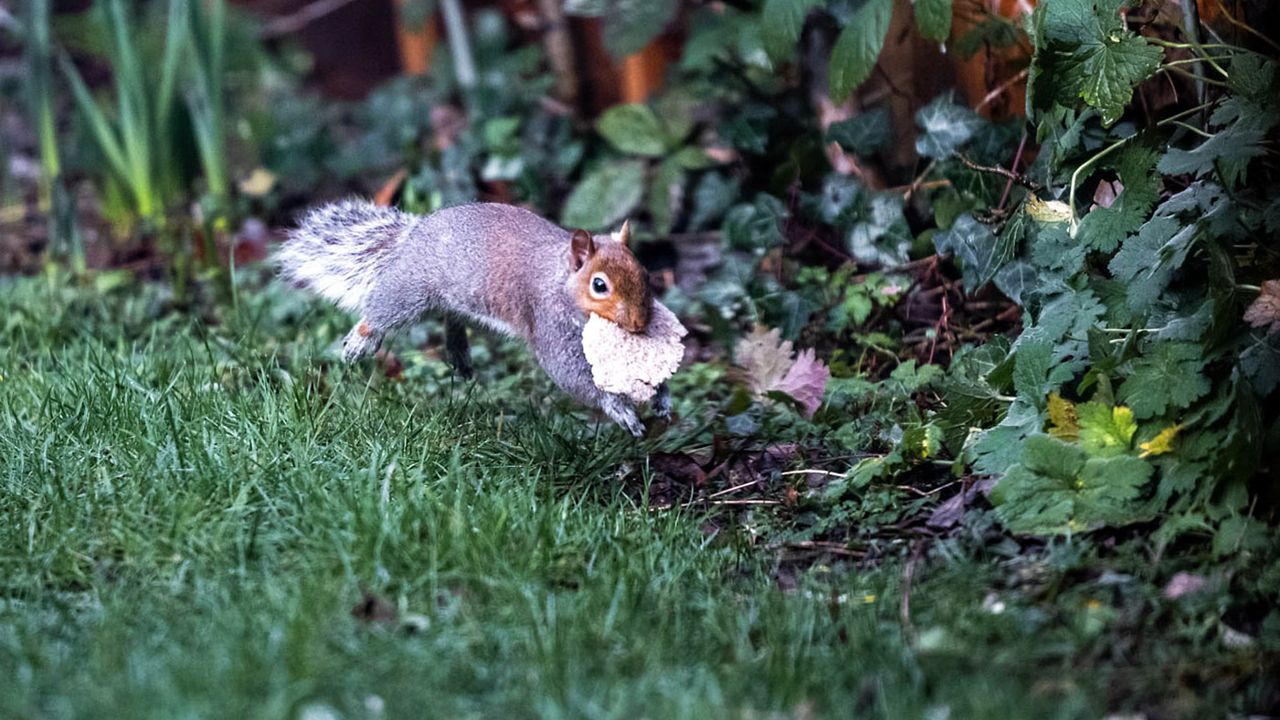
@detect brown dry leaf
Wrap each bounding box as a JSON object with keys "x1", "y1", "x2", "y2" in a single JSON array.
[{"x1": 1243, "y1": 279, "x2": 1280, "y2": 334}]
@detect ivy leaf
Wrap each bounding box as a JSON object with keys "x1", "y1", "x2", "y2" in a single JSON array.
[
  {"x1": 995, "y1": 260, "x2": 1039, "y2": 306},
  {"x1": 761, "y1": 0, "x2": 823, "y2": 64},
  {"x1": 1116, "y1": 342, "x2": 1211, "y2": 419},
  {"x1": 596, "y1": 104, "x2": 669, "y2": 157},
  {"x1": 913, "y1": 0, "x2": 952, "y2": 42},
  {"x1": 818, "y1": 173, "x2": 864, "y2": 225},
  {"x1": 689, "y1": 171, "x2": 740, "y2": 232},
  {"x1": 561, "y1": 160, "x2": 646, "y2": 231},
  {"x1": 828, "y1": 0, "x2": 893, "y2": 103},
  {"x1": 826, "y1": 108, "x2": 891, "y2": 156},
  {"x1": 933, "y1": 214, "x2": 1012, "y2": 291},
  {"x1": 1076, "y1": 401, "x2": 1136, "y2": 457},
  {"x1": 915, "y1": 95, "x2": 982, "y2": 158},
  {"x1": 724, "y1": 194, "x2": 788, "y2": 251},
  {"x1": 846, "y1": 193, "x2": 910, "y2": 267}
]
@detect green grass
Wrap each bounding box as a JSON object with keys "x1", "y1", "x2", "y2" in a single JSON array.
[{"x1": 0, "y1": 274, "x2": 1272, "y2": 719}]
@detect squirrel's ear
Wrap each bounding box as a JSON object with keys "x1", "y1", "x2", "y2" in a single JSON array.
[
  {"x1": 570, "y1": 229, "x2": 596, "y2": 270},
  {"x1": 617, "y1": 219, "x2": 632, "y2": 247}
]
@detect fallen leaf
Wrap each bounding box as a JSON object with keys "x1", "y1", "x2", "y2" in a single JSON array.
[
  {"x1": 1047, "y1": 392, "x2": 1079, "y2": 440},
  {"x1": 1243, "y1": 279, "x2": 1280, "y2": 334},
  {"x1": 1026, "y1": 195, "x2": 1071, "y2": 224},
  {"x1": 734, "y1": 327, "x2": 830, "y2": 418},
  {"x1": 1161, "y1": 572, "x2": 1207, "y2": 599}
]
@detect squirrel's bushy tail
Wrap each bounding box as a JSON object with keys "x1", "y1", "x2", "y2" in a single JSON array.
[{"x1": 275, "y1": 200, "x2": 410, "y2": 311}]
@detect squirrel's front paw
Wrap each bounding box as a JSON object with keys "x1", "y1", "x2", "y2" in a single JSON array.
[
  {"x1": 341, "y1": 323, "x2": 382, "y2": 363},
  {"x1": 601, "y1": 395, "x2": 645, "y2": 438}
]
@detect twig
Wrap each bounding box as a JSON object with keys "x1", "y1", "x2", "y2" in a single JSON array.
[
  {"x1": 774, "y1": 541, "x2": 866, "y2": 558},
  {"x1": 997, "y1": 131, "x2": 1029, "y2": 211},
  {"x1": 1214, "y1": 0, "x2": 1280, "y2": 51},
  {"x1": 707, "y1": 479, "x2": 761, "y2": 498},
  {"x1": 261, "y1": 0, "x2": 361, "y2": 37},
  {"x1": 955, "y1": 152, "x2": 1042, "y2": 191},
  {"x1": 974, "y1": 68, "x2": 1029, "y2": 114}
]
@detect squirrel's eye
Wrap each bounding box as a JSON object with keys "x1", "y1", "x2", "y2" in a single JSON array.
[{"x1": 591, "y1": 276, "x2": 609, "y2": 296}]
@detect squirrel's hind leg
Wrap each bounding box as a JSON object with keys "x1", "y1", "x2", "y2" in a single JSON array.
[
  {"x1": 445, "y1": 318, "x2": 473, "y2": 379},
  {"x1": 341, "y1": 320, "x2": 383, "y2": 363}
]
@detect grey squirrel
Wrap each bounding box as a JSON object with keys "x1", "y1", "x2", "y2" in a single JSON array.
[{"x1": 275, "y1": 200, "x2": 668, "y2": 436}]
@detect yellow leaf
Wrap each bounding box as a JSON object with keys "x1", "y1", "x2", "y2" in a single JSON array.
[
  {"x1": 1139, "y1": 424, "x2": 1182, "y2": 458},
  {"x1": 1047, "y1": 392, "x2": 1079, "y2": 440},
  {"x1": 238, "y1": 168, "x2": 277, "y2": 198},
  {"x1": 1026, "y1": 196, "x2": 1072, "y2": 224}
]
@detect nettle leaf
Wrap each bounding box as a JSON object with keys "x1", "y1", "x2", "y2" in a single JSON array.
[
  {"x1": 1030, "y1": 0, "x2": 1162, "y2": 126},
  {"x1": 1035, "y1": 289, "x2": 1104, "y2": 345},
  {"x1": 561, "y1": 159, "x2": 646, "y2": 231},
  {"x1": 1240, "y1": 331, "x2": 1280, "y2": 396},
  {"x1": 826, "y1": 107, "x2": 891, "y2": 156},
  {"x1": 1075, "y1": 142, "x2": 1160, "y2": 252},
  {"x1": 1116, "y1": 341, "x2": 1211, "y2": 419},
  {"x1": 1157, "y1": 124, "x2": 1266, "y2": 188},
  {"x1": 1013, "y1": 335, "x2": 1055, "y2": 406},
  {"x1": 1108, "y1": 216, "x2": 1197, "y2": 313},
  {"x1": 828, "y1": 0, "x2": 893, "y2": 103},
  {"x1": 915, "y1": 96, "x2": 983, "y2": 158},
  {"x1": 596, "y1": 104, "x2": 669, "y2": 157},
  {"x1": 991, "y1": 434, "x2": 1153, "y2": 534},
  {"x1": 1076, "y1": 401, "x2": 1136, "y2": 457},
  {"x1": 933, "y1": 214, "x2": 1013, "y2": 291},
  {"x1": 761, "y1": 0, "x2": 823, "y2": 64},
  {"x1": 913, "y1": 0, "x2": 952, "y2": 42}
]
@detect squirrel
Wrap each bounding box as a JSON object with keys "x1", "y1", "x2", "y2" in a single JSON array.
[{"x1": 275, "y1": 200, "x2": 668, "y2": 436}]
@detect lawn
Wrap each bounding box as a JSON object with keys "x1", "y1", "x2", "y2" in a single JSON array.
[{"x1": 1, "y1": 273, "x2": 1273, "y2": 719}]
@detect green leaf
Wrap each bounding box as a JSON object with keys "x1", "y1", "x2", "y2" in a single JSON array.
[
  {"x1": 688, "y1": 171, "x2": 740, "y2": 231},
  {"x1": 724, "y1": 194, "x2": 788, "y2": 251},
  {"x1": 914, "y1": 95, "x2": 982, "y2": 158},
  {"x1": 991, "y1": 434, "x2": 1153, "y2": 534},
  {"x1": 561, "y1": 160, "x2": 646, "y2": 231},
  {"x1": 1028, "y1": 0, "x2": 1163, "y2": 126},
  {"x1": 1116, "y1": 342, "x2": 1211, "y2": 419},
  {"x1": 761, "y1": 0, "x2": 823, "y2": 63},
  {"x1": 1108, "y1": 216, "x2": 1196, "y2": 313},
  {"x1": 933, "y1": 214, "x2": 1012, "y2": 291},
  {"x1": 1013, "y1": 335, "x2": 1054, "y2": 406},
  {"x1": 1076, "y1": 401, "x2": 1136, "y2": 457},
  {"x1": 1157, "y1": 124, "x2": 1267, "y2": 188},
  {"x1": 826, "y1": 108, "x2": 891, "y2": 156},
  {"x1": 568, "y1": 0, "x2": 680, "y2": 58},
  {"x1": 818, "y1": 173, "x2": 863, "y2": 225},
  {"x1": 647, "y1": 155, "x2": 686, "y2": 236},
  {"x1": 1075, "y1": 141, "x2": 1160, "y2": 252},
  {"x1": 913, "y1": 0, "x2": 952, "y2": 42},
  {"x1": 846, "y1": 193, "x2": 911, "y2": 267},
  {"x1": 828, "y1": 0, "x2": 893, "y2": 103},
  {"x1": 596, "y1": 104, "x2": 669, "y2": 157}
]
